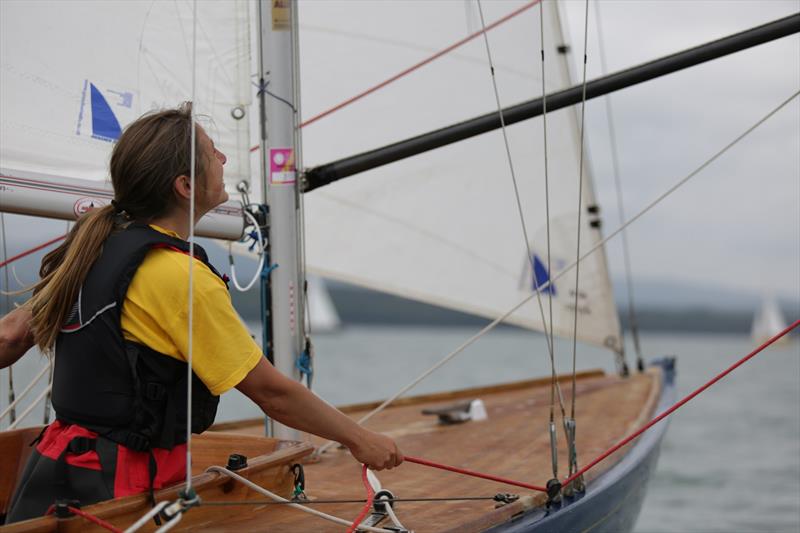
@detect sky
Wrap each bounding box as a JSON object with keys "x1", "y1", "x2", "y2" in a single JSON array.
[{"x1": 556, "y1": 0, "x2": 799, "y2": 303}]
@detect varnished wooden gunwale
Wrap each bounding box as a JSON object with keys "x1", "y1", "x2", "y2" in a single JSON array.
[{"x1": 209, "y1": 368, "x2": 662, "y2": 532}]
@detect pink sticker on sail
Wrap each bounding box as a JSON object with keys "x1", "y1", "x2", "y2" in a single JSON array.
[{"x1": 269, "y1": 148, "x2": 295, "y2": 184}]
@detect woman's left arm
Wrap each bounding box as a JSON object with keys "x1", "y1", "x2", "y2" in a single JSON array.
[{"x1": 0, "y1": 306, "x2": 34, "y2": 368}]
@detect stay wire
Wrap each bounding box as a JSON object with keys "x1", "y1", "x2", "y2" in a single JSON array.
[
  {"x1": 569, "y1": 0, "x2": 591, "y2": 423},
  {"x1": 538, "y1": 0, "x2": 560, "y2": 481},
  {"x1": 314, "y1": 88, "x2": 799, "y2": 458},
  {"x1": 475, "y1": 0, "x2": 565, "y2": 417},
  {"x1": 185, "y1": 0, "x2": 198, "y2": 492},
  {"x1": 594, "y1": 0, "x2": 643, "y2": 369}
]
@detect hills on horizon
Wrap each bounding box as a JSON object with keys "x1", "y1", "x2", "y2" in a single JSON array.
[{"x1": 1, "y1": 237, "x2": 797, "y2": 333}]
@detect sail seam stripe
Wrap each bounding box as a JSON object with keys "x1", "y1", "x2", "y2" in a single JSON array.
[{"x1": 313, "y1": 88, "x2": 798, "y2": 457}]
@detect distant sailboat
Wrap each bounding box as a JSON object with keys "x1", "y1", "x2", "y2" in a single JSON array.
[{"x1": 752, "y1": 297, "x2": 790, "y2": 345}]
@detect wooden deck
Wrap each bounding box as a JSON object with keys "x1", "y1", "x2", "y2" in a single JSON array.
[
  {"x1": 205, "y1": 368, "x2": 662, "y2": 532},
  {"x1": 0, "y1": 368, "x2": 660, "y2": 532}
]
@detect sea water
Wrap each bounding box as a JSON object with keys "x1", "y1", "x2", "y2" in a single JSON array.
[{"x1": 3, "y1": 327, "x2": 798, "y2": 533}]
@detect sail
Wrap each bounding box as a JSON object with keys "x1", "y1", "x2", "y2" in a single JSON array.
[
  {"x1": 751, "y1": 296, "x2": 789, "y2": 345},
  {"x1": 297, "y1": 1, "x2": 622, "y2": 351},
  {"x1": 0, "y1": 0, "x2": 251, "y2": 237}
]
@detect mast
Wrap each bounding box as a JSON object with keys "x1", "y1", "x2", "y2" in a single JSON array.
[{"x1": 258, "y1": 0, "x2": 303, "y2": 441}]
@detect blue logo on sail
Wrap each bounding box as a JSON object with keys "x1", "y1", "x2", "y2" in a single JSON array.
[
  {"x1": 89, "y1": 83, "x2": 122, "y2": 141},
  {"x1": 76, "y1": 80, "x2": 133, "y2": 142},
  {"x1": 531, "y1": 254, "x2": 556, "y2": 295}
]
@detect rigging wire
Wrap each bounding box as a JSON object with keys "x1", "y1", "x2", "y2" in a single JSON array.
[
  {"x1": 474, "y1": 0, "x2": 565, "y2": 414},
  {"x1": 538, "y1": 0, "x2": 561, "y2": 482},
  {"x1": 313, "y1": 87, "x2": 799, "y2": 457},
  {"x1": 184, "y1": 0, "x2": 198, "y2": 493},
  {"x1": 594, "y1": 0, "x2": 643, "y2": 371},
  {"x1": 570, "y1": 0, "x2": 591, "y2": 423}
]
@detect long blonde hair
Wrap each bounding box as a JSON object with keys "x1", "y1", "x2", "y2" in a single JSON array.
[{"x1": 28, "y1": 103, "x2": 207, "y2": 352}]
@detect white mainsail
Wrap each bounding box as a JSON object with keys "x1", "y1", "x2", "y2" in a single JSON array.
[
  {"x1": 297, "y1": 1, "x2": 622, "y2": 352},
  {"x1": 0, "y1": 0, "x2": 251, "y2": 239},
  {"x1": 1, "y1": 0, "x2": 622, "y2": 353}
]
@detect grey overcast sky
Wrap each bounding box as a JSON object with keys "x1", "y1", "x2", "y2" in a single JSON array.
[{"x1": 556, "y1": 0, "x2": 799, "y2": 302}]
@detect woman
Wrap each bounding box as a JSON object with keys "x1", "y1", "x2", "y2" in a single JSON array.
[{"x1": 4, "y1": 103, "x2": 402, "y2": 523}]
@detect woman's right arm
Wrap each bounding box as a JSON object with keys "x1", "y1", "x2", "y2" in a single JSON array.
[
  {"x1": 236, "y1": 358, "x2": 404, "y2": 471},
  {"x1": 0, "y1": 306, "x2": 34, "y2": 368}
]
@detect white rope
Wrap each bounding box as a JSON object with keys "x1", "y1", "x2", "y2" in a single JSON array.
[
  {"x1": 314, "y1": 89, "x2": 799, "y2": 457},
  {"x1": 382, "y1": 498, "x2": 406, "y2": 531},
  {"x1": 205, "y1": 466, "x2": 392, "y2": 532},
  {"x1": 123, "y1": 501, "x2": 170, "y2": 533},
  {"x1": 0, "y1": 360, "x2": 50, "y2": 422},
  {"x1": 7, "y1": 384, "x2": 51, "y2": 430},
  {"x1": 229, "y1": 209, "x2": 266, "y2": 292},
  {"x1": 185, "y1": 0, "x2": 198, "y2": 491}
]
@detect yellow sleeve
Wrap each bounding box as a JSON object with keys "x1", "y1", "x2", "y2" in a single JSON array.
[{"x1": 121, "y1": 247, "x2": 263, "y2": 396}]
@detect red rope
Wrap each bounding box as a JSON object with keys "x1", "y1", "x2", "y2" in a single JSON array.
[
  {"x1": 249, "y1": 0, "x2": 542, "y2": 152},
  {"x1": 0, "y1": 234, "x2": 66, "y2": 269},
  {"x1": 405, "y1": 455, "x2": 547, "y2": 493},
  {"x1": 46, "y1": 504, "x2": 122, "y2": 533},
  {"x1": 347, "y1": 464, "x2": 376, "y2": 533},
  {"x1": 562, "y1": 318, "x2": 800, "y2": 488}
]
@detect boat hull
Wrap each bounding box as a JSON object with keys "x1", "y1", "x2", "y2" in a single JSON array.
[{"x1": 487, "y1": 358, "x2": 676, "y2": 533}]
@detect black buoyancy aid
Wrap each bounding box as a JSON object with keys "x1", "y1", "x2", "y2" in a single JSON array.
[{"x1": 52, "y1": 223, "x2": 223, "y2": 451}]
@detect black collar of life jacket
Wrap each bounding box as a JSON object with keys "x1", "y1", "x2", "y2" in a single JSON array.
[{"x1": 52, "y1": 223, "x2": 226, "y2": 451}]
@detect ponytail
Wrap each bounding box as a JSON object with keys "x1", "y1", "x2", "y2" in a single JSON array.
[{"x1": 28, "y1": 205, "x2": 117, "y2": 352}]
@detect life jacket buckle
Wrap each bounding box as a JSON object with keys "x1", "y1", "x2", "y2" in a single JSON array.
[
  {"x1": 67, "y1": 436, "x2": 95, "y2": 455},
  {"x1": 145, "y1": 382, "x2": 166, "y2": 401},
  {"x1": 125, "y1": 432, "x2": 151, "y2": 452}
]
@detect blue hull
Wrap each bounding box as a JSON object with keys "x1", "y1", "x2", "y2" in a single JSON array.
[{"x1": 488, "y1": 358, "x2": 677, "y2": 533}]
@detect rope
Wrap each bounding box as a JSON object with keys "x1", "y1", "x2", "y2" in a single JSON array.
[
  {"x1": 46, "y1": 504, "x2": 122, "y2": 533},
  {"x1": 0, "y1": 234, "x2": 66, "y2": 269},
  {"x1": 0, "y1": 213, "x2": 16, "y2": 423},
  {"x1": 346, "y1": 465, "x2": 376, "y2": 533},
  {"x1": 562, "y1": 318, "x2": 800, "y2": 488},
  {"x1": 295, "y1": 1, "x2": 542, "y2": 130},
  {"x1": 315, "y1": 88, "x2": 799, "y2": 457},
  {"x1": 228, "y1": 209, "x2": 266, "y2": 292},
  {"x1": 406, "y1": 456, "x2": 546, "y2": 493},
  {"x1": 0, "y1": 358, "x2": 50, "y2": 423},
  {"x1": 7, "y1": 384, "x2": 51, "y2": 431},
  {"x1": 594, "y1": 0, "x2": 641, "y2": 372},
  {"x1": 205, "y1": 466, "x2": 391, "y2": 532}
]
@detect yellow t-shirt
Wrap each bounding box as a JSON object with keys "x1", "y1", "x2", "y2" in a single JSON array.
[{"x1": 120, "y1": 225, "x2": 262, "y2": 396}]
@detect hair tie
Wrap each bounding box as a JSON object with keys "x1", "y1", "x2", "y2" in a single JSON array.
[{"x1": 111, "y1": 199, "x2": 124, "y2": 213}]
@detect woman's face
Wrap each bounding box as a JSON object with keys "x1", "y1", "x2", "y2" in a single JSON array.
[{"x1": 196, "y1": 125, "x2": 229, "y2": 212}]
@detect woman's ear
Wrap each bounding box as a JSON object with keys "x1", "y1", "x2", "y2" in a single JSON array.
[{"x1": 173, "y1": 174, "x2": 192, "y2": 201}]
